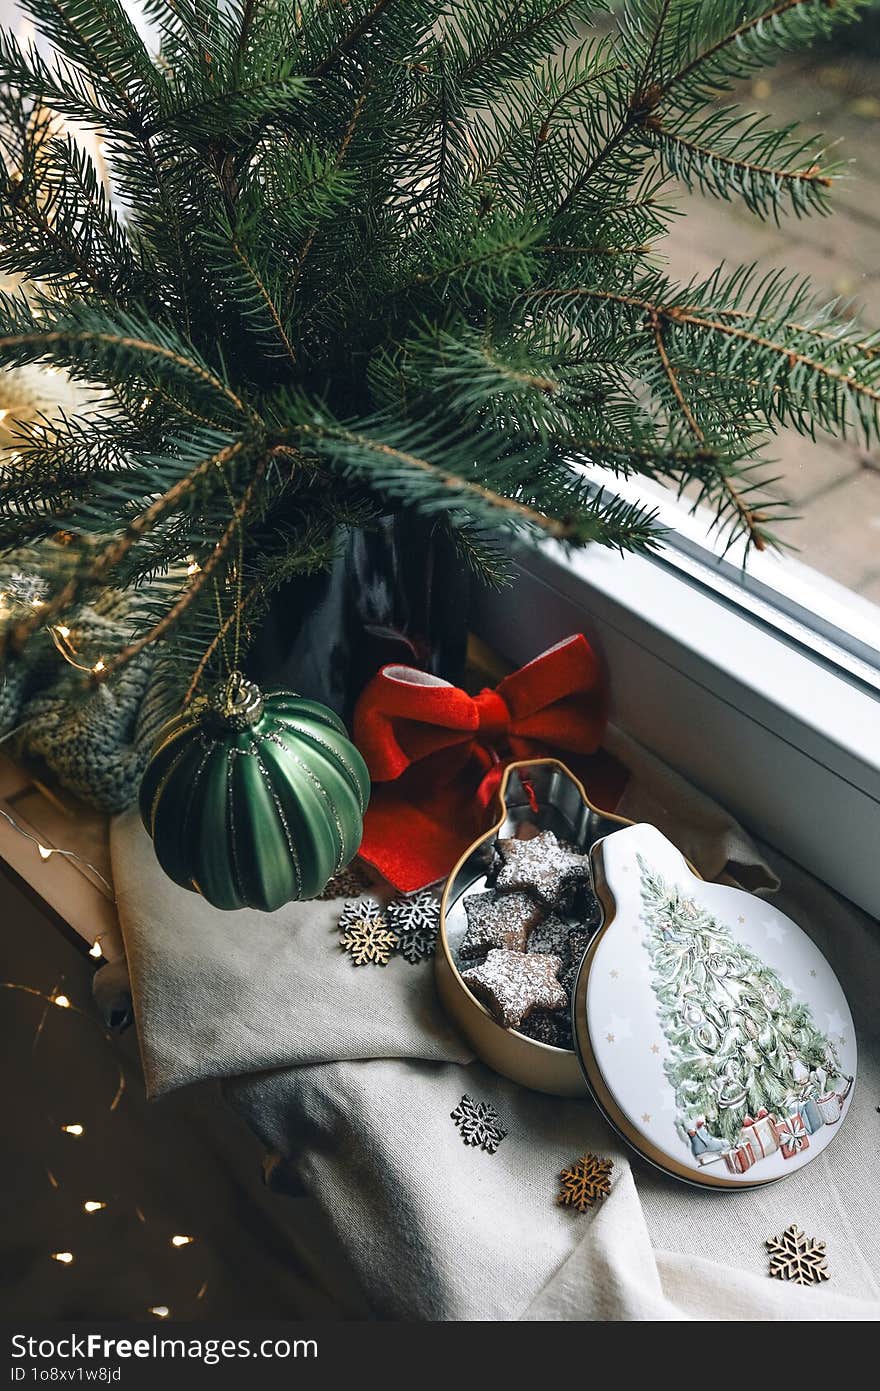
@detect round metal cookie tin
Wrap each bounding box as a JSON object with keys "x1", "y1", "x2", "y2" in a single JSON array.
[{"x1": 573, "y1": 823, "x2": 856, "y2": 1188}]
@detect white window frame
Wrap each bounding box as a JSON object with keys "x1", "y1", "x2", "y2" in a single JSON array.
[{"x1": 471, "y1": 533, "x2": 880, "y2": 920}]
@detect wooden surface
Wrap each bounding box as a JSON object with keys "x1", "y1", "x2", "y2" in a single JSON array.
[{"x1": 0, "y1": 754, "x2": 123, "y2": 961}]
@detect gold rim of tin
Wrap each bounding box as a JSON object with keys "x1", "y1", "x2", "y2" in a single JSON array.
[{"x1": 438, "y1": 756, "x2": 632, "y2": 1057}]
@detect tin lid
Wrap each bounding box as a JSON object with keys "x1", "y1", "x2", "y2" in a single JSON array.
[{"x1": 572, "y1": 823, "x2": 856, "y2": 1188}]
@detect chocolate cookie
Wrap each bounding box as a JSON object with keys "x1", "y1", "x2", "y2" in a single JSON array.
[
  {"x1": 571, "y1": 885, "x2": 603, "y2": 931},
  {"x1": 518, "y1": 1008, "x2": 573, "y2": 1050},
  {"x1": 567, "y1": 928, "x2": 592, "y2": 967},
  {"x1": 496, "y1": 829, "x2": 591, "y2": 909},
  {"x1": 462, "y1": 948, "x2": 567, "y2": 1029},
  {"x1": 459, "y1": 889, "x2": 543, "y2": 959},
  {"x1": 526, "y1": 914, "x2": 573, "y2": 964}
]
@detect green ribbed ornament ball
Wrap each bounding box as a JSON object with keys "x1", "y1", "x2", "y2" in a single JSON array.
[{"x1": 139, "y1": 674, "x2": 370, "y2": 911}]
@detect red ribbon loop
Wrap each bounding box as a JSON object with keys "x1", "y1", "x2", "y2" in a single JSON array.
[
  {"x1": 472, "y1": 688, "x2": 510, "y2": 744},
  {"x1": 352, "y1": 633, "x2": 608, "y2": 891}
]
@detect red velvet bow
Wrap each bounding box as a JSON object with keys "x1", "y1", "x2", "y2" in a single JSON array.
[{"x1": 353, "y1": 634, "x2": 608, "y2": 891}]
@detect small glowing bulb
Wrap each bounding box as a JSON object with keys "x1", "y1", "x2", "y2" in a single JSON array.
[
  {"x1": 89, "y1": 940, "x2": 103, "y2": 959},
  {"x1": 52, "y1": 993, "x2": 70, "y2": 1008},
  {"x1": 92, "y1": 659, "x2": 105, "y2": 674},
  {"x1": 83, "y1": 1201, "x2": 106, "y2": 1213},
  {"x1": 30, "y1": 596, "x2": 45, "y2": 608},
  {"x1": 186, "y1": 562, "x2": 200, "y2": 575},
  {"x1": 149, "y1": 1306, "x2": 170, "y2": 1319},
  {"x1": 170, "y1": 1235, "x2": 194, "y2": 1247},
  {"x1": 56, "y1": 624, "x2": 71, "y2": 639},
  {"x1": 51, "y1": 1252, "x2": 75, "y2": 1264},
  {"x1": 0, "y1": 409, "x2": 8, "y2": 422},
  {"x1": 61, "y1": 1124, "x2": 84, "y2": 1136},
  {"x1": 38, "y1": 844, "x2": 53, "y2": 860}
]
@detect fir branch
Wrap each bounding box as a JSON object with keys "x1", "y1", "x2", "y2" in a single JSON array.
[
  {"x1": 524, "y1": 57, "x2": 622, "y2": 202},
  {"x1": 95, "y1": 455, "x2": 267, "y2": 681},
  {"x1": 309, "y1": 0, "x2": 397, "y2": 78},
  {"x1": 451, "y1": 0, "x2": 594, "y2": 96},
  {"x1": 21, "y1": 0, "x2": 160, "y2": 126},
  {"x1": 647, "y1": 307, "x2": 769, "y2": 549},
  {"x1": 155, "y1": 72, "x2": 310, "y2": 140},
  {"x1": 229, "y1": 239, "x2": 298, "y2": 368},
  {"x1": 663, "y1": 0, "x2": 859, "y2": 102},
  {"x1": 643, "y1": 110, "x2": 838, "y2": 219},
  {"x1": 293, "y1": 418, "x2": 578, "y2": 538},
  {"x1": 0, "y1": 172, "x2": 109, "y2": 294},
  {"x1": 0, "y1": 125, "x2": 135, "y2": 296},
  {"x1": 529, "y1": 282, "x2": 880, "y2": 439},
  {"x1": 88, "y1": 439, "x2": 246, "y2": 582},
  {"x1": 287, "y1": 80, "x2": 370, "y2": 297},
  {"x1": 3, "y1": 436, "x2": 246, "y2": 647},
  {"x1": 0, "y1": 0, "x2": 875, "y2": 685},
  {"x1": 408, "y1": 216, "x2": 542, "y2": 292},
  {"x1": 0, "y1": 303, "x2": 251, "y2": 417},
  {"x1": 0, "y1": 327, "x2": 244, "y2": 410}
]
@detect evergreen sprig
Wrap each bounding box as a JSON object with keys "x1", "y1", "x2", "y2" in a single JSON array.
[{"x1": 0, "y1": 0, "x2": 874, "y2": 703}]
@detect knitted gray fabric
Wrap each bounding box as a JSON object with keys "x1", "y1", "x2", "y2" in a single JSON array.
[{"x1": 0, "y1": 559, "x2": 167, "y2": 814}]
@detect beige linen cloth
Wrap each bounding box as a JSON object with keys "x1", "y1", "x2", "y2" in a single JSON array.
[{"x1": 111, "y1": 728, "x2": 880, "y2": 1320}]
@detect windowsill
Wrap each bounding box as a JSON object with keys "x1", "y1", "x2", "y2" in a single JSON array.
[
  {"x1": 471, "y1": 538, "x2": 880, "y2": 919},
  {"x1": 577, "y1": 464, "x2": 880, "y2": 688}
]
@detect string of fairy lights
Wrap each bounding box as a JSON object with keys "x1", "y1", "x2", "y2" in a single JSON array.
[
  {"x1": 0, "y1": 581, "x2": 205, "y2": 1316},
  {"x1": 0, "y1": 560, "x2": 206, "y2": 898},
  {"x1": 0, "y1": 806, "x2": 114, "y2": 897},
  {"x1": 3, "y1": 978, "x2": 206, "y2": 1318},
  {"x1": 2, "y1": 310, "x2": 219, "y2": 1314},
  {"x1": 0, "y1": 82, "x2": 213, "y2": 1318}
]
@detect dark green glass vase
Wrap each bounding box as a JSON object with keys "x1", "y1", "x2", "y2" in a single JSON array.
[{"x1": 246, "y1": 514, "x2": 470, "y2": 723}]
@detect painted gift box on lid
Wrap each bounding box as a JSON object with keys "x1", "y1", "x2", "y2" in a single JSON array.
[{"x1": 575, "y1": 824, "x2": 856, "y2": 1188}]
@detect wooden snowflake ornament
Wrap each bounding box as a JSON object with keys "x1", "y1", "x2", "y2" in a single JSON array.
[
  {"x1": 557, "y1": 1153, "x2": 614, "y2": 1212},
  {"x1": 386, "y1": 890, "x2": 440, "y2": 964},
  {"x1": 338, "y1": 898, "x2": 398, "y2": 966},
  {"x1": 338, "y1": 896, "x2": 385, "y2": 930},
  {"x1": 766, "y1": 1225, "x2": 829, "y2": 1286},
  {"x1": 450, "y1": 1094, "x2": 507, "y2": 1154},
  {"x1": 318, "y1": 862, "x2": 373, "y2": 901}
]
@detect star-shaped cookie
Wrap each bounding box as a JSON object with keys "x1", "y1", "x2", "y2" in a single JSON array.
[
  {"x1": 462, "y1": 948, "x2": 567, "y2": 1029},
  {"x1": 496, "y1": 830, "x2": 591, "y2": 908},
  {"x1": 459, "y1": 889, "x2": 543, "y2": 959}
]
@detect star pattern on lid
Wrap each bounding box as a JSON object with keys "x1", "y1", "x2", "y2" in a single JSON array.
[{"x1": 762, "y1": 917, "x2": 788, "y2": 942}]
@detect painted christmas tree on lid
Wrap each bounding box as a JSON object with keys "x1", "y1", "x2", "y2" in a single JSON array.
[
  {"x1": 639, "y1": 856, "x2": 846, "y2": 1151},
  {"x1": 574, "y1": 824, "x2": 855, "y2": 1188}
]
